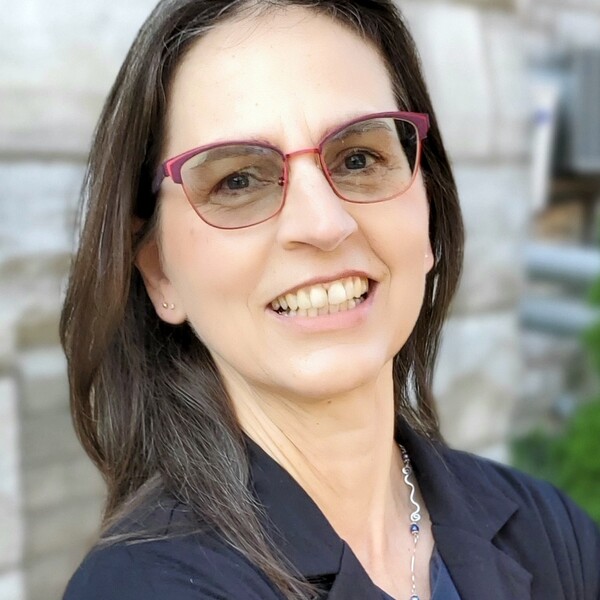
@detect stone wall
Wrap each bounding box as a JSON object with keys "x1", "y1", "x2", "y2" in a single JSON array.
[
  {"x1": 1, "y1": 4, "x2": 155, "y2": 597},
  {"x1": 402, "y1": 3, "x2": 531, "y2": 458},
  {"x1": 0, "y1": 1, "x2": 538, "y2": 598},
  {"x1": 0, "y1": 169, "x2": 106, "y2": 600}
]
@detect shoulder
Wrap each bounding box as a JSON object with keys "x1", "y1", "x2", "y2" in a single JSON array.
[
  {"x1": 63, "y1": 499, "x2": 283, "y2": 600},
  {"x1": 441, "y1": 445, "x2": 600, "y2": 593},
  {"x1": 442, "y1": 444, "x2": 598, "y2": 531}
]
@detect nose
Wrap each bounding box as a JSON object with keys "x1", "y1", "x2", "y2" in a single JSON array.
[{"x1": 276, "y1": 151, "x2": 358, "y2": 251}]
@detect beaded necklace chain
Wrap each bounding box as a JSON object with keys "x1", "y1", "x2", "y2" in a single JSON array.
[{"x1": 399, "y1": 444, "x2": 421, "y2": 600}]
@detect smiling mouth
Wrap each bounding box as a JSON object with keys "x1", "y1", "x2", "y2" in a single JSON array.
[{"x1": 269, "y1": 276, "x2": 371, "y2": 318}]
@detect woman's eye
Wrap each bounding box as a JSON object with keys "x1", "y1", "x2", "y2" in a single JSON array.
[
  {"x1": 343, "y1": 151, "x2": 377, "y2": 170},
  {"x1": 206, "y1": 168, "x2": 274, "y2": 207},
  {"x1": 223, "y1": 173, "x2": 250, "y2": 190},
  {"x1": 345, "y1": 153, "x2": 367, "y2": 170}
]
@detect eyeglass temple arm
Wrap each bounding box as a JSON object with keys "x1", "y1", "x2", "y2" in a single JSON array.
[
  {"x1": 152, "y1": 165, "x2": 168, "y2": 195},
  {"x1": 413, "y1": 113, "x2": 430, "y2": 140}
]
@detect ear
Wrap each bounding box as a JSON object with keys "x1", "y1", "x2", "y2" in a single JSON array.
[{"x1": 135, "y1": 237, "x2": 187, "y2": 325}]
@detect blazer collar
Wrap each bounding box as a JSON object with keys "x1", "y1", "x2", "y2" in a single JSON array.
[
  {"x1": 246, "y1": 424, "x2": 533, "y2": 599},
  {"x1": 246, "y1": 436, "x2": 389, "y2": 599},
  {"x1": 246, "y1": 435, "x2": 343, "y2": 579},
  {"x1": 397, "y1": 420, "x2": 533, "y2": 599}
]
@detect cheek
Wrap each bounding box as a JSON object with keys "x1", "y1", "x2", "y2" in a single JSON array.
[
  {"x1": 160, "y1": 210, "x2": 272, "y2": 345},
  {"x1": 360, "y1": 182, "x2": 431, "y2": 271},
  {"x1": 161, "y1": 221, "x2": 218, "y2": 298},
  {"x1": 358, "y1": 184, "x2": 431, "y2": 342}
]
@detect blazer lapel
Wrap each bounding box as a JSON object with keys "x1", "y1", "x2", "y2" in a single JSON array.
[
  {"x1": 326, "y1": 544, "x2": 390, "y2": 600},
  {"x1": 247, "y1": 426, "x2": 534, "y2": 600},
  {"x1": 433, "y1": 524, "x2": 532, "y2": 599},
  {"x1": 398, "y1": 422, "x2": 533, "y2": 600},
  {"x1": 247, "y1": 436, "x2": 390, "y2": 598},
  {"x1": 246, "y1": 436, "x2": 344, "y2": 579}
]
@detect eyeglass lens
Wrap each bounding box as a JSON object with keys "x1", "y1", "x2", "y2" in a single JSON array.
[{"x1": 180, "y1": 117, "x2": 419, "y2": 228}]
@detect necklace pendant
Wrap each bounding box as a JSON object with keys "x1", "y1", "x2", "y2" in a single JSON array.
[{"x1": 399, "y1": 444, "x2": 421, "y2": 600}]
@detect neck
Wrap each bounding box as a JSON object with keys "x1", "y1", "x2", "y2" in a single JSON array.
[{"x1": 224, "y1": 360, "x2": 411, "y2": 557}]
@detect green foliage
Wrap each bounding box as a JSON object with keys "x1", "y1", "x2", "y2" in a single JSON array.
[
  {"x1": 584, "y1": 276, "x2": 600, "y2": 373},
  {"x1": 513, "y1": 268, "x2": 600, "y2": 524},
  {"x1": 587, "y1": 277, "x2": 600, "y2": 307},
  {"x1": 513, "y1": 233, "x2": 600, "y2": 524},
  {"x1": 512, "y1": 428, "x2": 558, "y2": 484},
  {"x1": 582, "y1": 322, "x2": 600, "y2": 374},
  {"x1": 553, "y1": 400, "x2": 600, "y2": 522},
  {"x1": 512, "y1": 399, "x2": 600, "y2": 525}
]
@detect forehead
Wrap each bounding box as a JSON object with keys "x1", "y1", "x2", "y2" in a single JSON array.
[{"x1": 163, "y1": 7, "x2": 398, "y2": 155}]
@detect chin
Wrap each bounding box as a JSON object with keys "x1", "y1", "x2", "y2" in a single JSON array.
[{"x1": 267, "y1": 348, "x2": 391, "y2": 402}]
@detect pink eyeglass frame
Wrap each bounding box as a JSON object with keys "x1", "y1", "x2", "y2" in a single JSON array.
[{"x1": 152, "y1": 111, "x2": 430, "y2": 229}]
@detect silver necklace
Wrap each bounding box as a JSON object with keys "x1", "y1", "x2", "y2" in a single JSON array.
[{"x1": 399, "y1": 444, "x2": 421, "y2": 600}]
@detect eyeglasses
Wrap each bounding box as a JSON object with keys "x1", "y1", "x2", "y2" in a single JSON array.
[{"x1": 152, "y1": 111, "x2": 430, "y2": 230}]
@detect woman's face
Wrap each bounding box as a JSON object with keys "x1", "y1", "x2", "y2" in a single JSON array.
[{"x1": 138, "y1": 7, "x2": 434, "y2": 402}]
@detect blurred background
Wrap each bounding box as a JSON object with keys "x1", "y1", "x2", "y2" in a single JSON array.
[{"x1": 1, "y1": 0, "x2": 599, "y2": 598}]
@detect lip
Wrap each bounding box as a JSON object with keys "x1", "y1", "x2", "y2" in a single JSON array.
[{"x1": 269, "y1": 269, "x2": 374, "y2": 304}]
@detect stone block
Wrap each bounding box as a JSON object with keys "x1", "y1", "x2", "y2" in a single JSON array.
[
  {"x1": 0, "y1": 163, "x2": 80, "y2": 338},
  {"x1": 17, "y1": 347, "x2": 69, "y2": 414},
  {"x1": 20, "y1": 410, "x2": 83, "y2": 467},
  {"x1": 0, "y1": 378, "x2": 23, "y2": 571},
  {"x1": 0, "y1": 1, "x2": 157, "y2": 156},
  {"x1": 450, "y1": 165, "x2": 530, "y2": 315},
  {"x1": 0, "y1": 253, "x2": 72, "y2": 345},
  {"x1": 24, "y1": 498, "x2": 103, "y2": 559},
  {"x1": 23, "y1": 457, "x2": 104, "y2": 513},
  {"x1": 476, "y1": 441, "x2": 511, "y2": 464},
  {"x1": 25, "y1": 546, "x2": 90, "y2": 600},
  {"x1": 0, "y1": 312, "x2": 17, "y2": 374},
  {"x1": 16, "y1": 306, "x2": 62, "y2": 350},
  {"x1": 434, "y1": 312, "x2": 522, "y2": 452},
  {"x1": 483, "y1": 12, "x2": 529, "y2": 158},
  {"x1": 402, "y1": 2, "x2": 528, "y2": 160},
  {"x1": 403, "y1": 3, "x2": 494, "y2": 159},
  {"x1": 0, "y1": 570, "x2": 25, "y2": 600},
  {"x1": 0, "y1": 253, "x2": 72, "y2": 294},
  {"x1": 555, "y1": 9, "x2": 600, "y2": 48},
  {"x1": 0, "y1": 162, "x2": 84, "y2": 260}
]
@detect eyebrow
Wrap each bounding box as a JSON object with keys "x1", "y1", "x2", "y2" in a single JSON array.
[
  {"x1": 190, "y1": 143, "x2": 277, "y2": 166},
  {"x1": 328, "y1": 119, "x2": 394, "y2": 143}
]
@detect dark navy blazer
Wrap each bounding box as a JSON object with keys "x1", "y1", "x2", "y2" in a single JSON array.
[{"x1": 64, "y1": 423, "x2": 600, "y2": 599}]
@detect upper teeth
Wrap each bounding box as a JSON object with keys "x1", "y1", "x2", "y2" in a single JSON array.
[{"x1": 271, "y1": 276, "x2": 369, "y2": 312}]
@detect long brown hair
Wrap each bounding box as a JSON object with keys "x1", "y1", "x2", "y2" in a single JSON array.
[{"x1": 59, "y1": 1, "x2": 464, "y2": 598}]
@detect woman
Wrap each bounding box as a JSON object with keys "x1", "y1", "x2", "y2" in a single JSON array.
[{"x1": 60, "y1": 1, "x2": 600, "y2": 599}]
